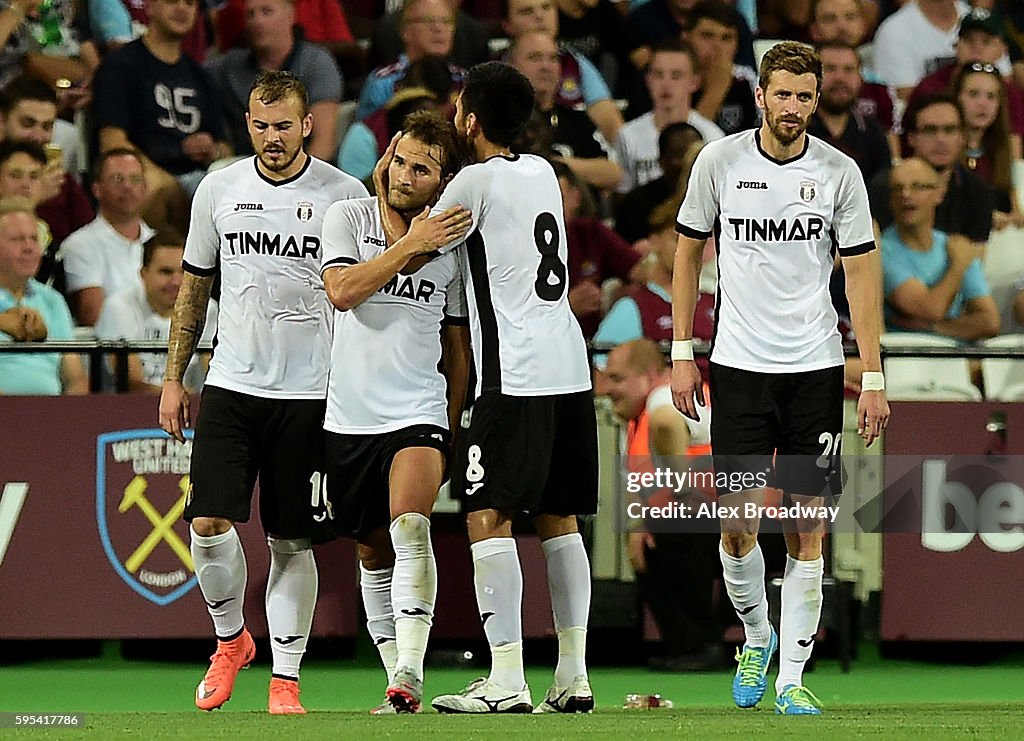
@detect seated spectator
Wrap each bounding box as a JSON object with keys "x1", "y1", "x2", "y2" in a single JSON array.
[
  {"x1": 206, "y1": 0, "x2": 342, "y2": 162},
  {"x1": 18, "y1": 0, "x2": 100, "y2": 108},
  {"x1": 91, "y1": 0, "x2": 210, "y2": 62},
  {"x1": 62, "y1": 148, "x2": 154, "y2": 326},
  {"x1": 555, "y1": 0, "x2": 646, "y2": 97},
  {"x1": 683, "y1": 0, "x2": 757, "y2": 136},
  {"x1": 554, "y1": 161, "x2": 643, "y2": 339},
  {"x1": 217, "y1": 0, "x2": 354, "y2": 57},
  {"x1": 953, "y1": 61, "x2": 1021, "y2": 227},
  {"x1": 614, "y1": 122, "x2": 702, "y2": 243},
  {"x1": 96, "y1": 232, "x2": 215, "y2": 392},
  {"x1": 808, "y1": 42, "x2": 891, "y2": 184},
  {"x1": 369, "y1": 0, "x2": 489, "y2": 70},
  {"x1": 604, "y1": 337, "x2": 726, "y2": 673},
  {"x1": 92, "y1": 0, "x2": 229, "y2": 232},
  {"x1": 357, "y1": 0, "x2": 464, "y2": 121},
  {"x1": 909, "y1": 7, "x2": 1024, "y2": 155},
  {"x1": 872, "y1": 0, "x2": 966, "y2": 99},
  {"x1": 808, "y1": 0, "x2": 896, "y2": 135},
  {"x1": 614, "y1": 40, "x2": 723, "y2": 195},
  {"x1": 510, "y1": 31, "x2": 621, "y2": 190},
  {"x1": 883, "y1": 157, "x2": 1000, "y2": 341},
  {"x1": 0, "y1": 140, "x2": 54, "y2": 249},
  {"x1": 0, "y1": 197, "x2": 86, "y2": 395},
  {"x1": 630, "y1": 0, "x2": 756, "y2": 70},
  {"x1": 869, "y1": 93, "x2": 994, "y2": 248},
  {"x1": 502, "y1": 0, "x2": 625, "y2": 142}
]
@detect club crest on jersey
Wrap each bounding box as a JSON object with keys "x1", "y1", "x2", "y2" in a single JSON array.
[
  {"x1": 296, "y1": 201, "x2": 314, "y2": 222},
  {"x1": 96, "y1": 429, "x2": 198, "y2": 606},
  {"x1": 800, "y1": 180, "x2": 816, "y2": 202}
]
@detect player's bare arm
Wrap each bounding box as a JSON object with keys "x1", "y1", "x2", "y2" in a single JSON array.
[
  {"x1": 159, "y1": 273, "x2": 214, "y2": 443},
  {"x1": 442, "y1": 323, "x2": 471, "y2": 439},
  {"x1": 324, "y1": 206, "x2": 472, "y2": 312},
  {"x1": 669, "y1": 233, "x2": 707, "y2": 421},
  {"x1": 842, "y1": 249, "x2": 890, "y2": 446}
]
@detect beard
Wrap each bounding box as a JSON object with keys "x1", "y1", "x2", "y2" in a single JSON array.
[
  {"x1": 766, "y1": 109, "x2": 809, "y2": 146},
  {"x1": 819, "y1": 87, "x2": 856, "y2": 116},
  {"x1": 258, "y1": 143, "x2": 301, "y2": 173},
  {"x1": 387, "y1": 185, "x2": 432, "y2": 216}
]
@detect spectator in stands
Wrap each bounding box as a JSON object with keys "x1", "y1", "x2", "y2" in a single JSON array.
[
  {"x1": 872, "y1": 0, "x2": 967, "y2": 99},
  {"x1": 369, "y1": 0, "x2": 490, "y2": 70},
  {"x1": 953, "y1": 61, "x2": 1021, "y2": 227},
  {"x1": 502, "y1": 0, "x2": 625, "y2": 142},
  {"x1": 216, "y1": 0, "x2": 355, "y2": 59},
  {"x1": 92, "y1": 0, "x2": 229, "y2": 232},
  {"x1": 614, "y1": 40, "x2": 723, "y2": 195},
  {"x1": 808, "y1": 42, "x2": 891, "y2": 184},
  {"x1": 510, "y1": 31, "x2": 621, "y2": 190},
  {"x1": 605, "y1": 337, "x2": 727, "y2": 673},
  {"x1": 554, "y1": 160, "x2": 642, "y2": 339},
  {"x1": 62, "y1": 148, "x2": 153, "y2": 326},
  {"x1": 555, "y1": 0, "x2": 646, "y2": 97},
  {"x1": 614, "y1": 121, "x2": 702, "y2": 243},
  {"x1": 909, "y1": 7, "x2": 1024, "y2": 155},
  {"x1": 683, "y1": 0, "x2": 757, "y2": 136},
  {"x1": 882, "y1": 157, "x2": 1000, "y2": 340},
  {"x1": 93, "y1": 0, "x2": 210, "y2": 62},
  {"x1": 808, "y1": 0, "x2": 896, "y2": 134},
  {"x1": 96, "y1": 232, "x2": 214, "y2": 393},
  {"x1": 0, "y1": 77, "x2": 93, "y2": 288},
  {"x1": 0, "y1": 197, "x2": 87, "y2": 395},
  {"x1": 357, "y1": 0, "x2": 463, "y2": 120},
  {"x1": 206, "y1": 0, "x2": 342, "y2": 162},
  {"x1": 0, "y1": 140, "x2": 45, "y2": 205},
  {"x1": 16, "y1": 0, "x2": 100, "y2": 108},
  {"x1": 869, "y1": 93, "x2": 994, "y2": 248},
  {"x1": 629, "y1": 0, "x2": 756, "y2": 70}
]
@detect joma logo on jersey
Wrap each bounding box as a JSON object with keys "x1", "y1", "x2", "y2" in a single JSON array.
[
  {"x1": 380, "y1": 274, "x2": 436, "y2": 303},
  {"x1": 736, "y1": 180, "x2": 768, "y2": 190},
  {"x1": 225, "y1": 231, "x2": 320, "y2": 259},
  {"x1": 727, "y1": 216, "x2": 825, "y2": 242},
  {"x1": 364, "y1": 235, "x2": 386, "y2": 247},
  {"x1": 234, "y1": 202, "x2": 264, "y2": 211}
]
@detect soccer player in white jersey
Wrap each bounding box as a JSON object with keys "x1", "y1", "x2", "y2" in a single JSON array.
[
  {"x1": 158, "y1": 71, "x2": 368, "y2": 715},
  {"x1": 420, "y1": 62, "x2": 599, "y2": 715},
  {"x1": 320, "y1": 111, "x2": 473, "y2": 714},
  {"x1": 671, "y1": 41, "x2": 890, "y2": 716}
]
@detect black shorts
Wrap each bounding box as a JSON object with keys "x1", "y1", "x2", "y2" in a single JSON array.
[
  {"x1": 184, "y1": 385, "x2": 326, "y2": 539},
  {"x1": 325, "y1": 424, "x2": 450, "y2": 541},
  {"x1": 453, "y1": 390, "x2": 599, "y2": 516},
  {"x1": 709, "y1": 363, "x2": 845, "y2": 499}
]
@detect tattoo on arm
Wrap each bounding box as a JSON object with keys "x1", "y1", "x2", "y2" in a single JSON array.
[{"x1": 164, "y1": 273, "x2": 213, "y2": 382}]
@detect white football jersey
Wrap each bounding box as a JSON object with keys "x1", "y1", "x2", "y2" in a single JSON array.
[
  {"x1": 433, "y1": 154, "x2": 591, "y2": 397},
  {"x1": 320, "y1": 197, "x2": 467, "y2": 433},
  {"x1": 183, "y1": 156, "x2": 368, "y2": 398},
  {"x1": 676, "y1": 130, "x2": 874, "y2": 373}
]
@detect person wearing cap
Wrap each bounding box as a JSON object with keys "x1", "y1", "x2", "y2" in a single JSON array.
[{"x1": 909, "y1": 6, "x2": 1024, "y2": 157}]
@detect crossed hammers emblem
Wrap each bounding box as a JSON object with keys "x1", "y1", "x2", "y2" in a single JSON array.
[{"x1": 118, "y1": 475, "x2": 194, "y2": 574}]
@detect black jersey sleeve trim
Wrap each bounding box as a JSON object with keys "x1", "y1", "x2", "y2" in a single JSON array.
[
  {"x1": 321, "y1": 256, "x2": 358, "y2": 272},
  {"x1": 442, "y1": 314, "x2": 470, "y2": 326},
  {"x1": 183, "y1": 260, "x2": 217, "y2": 277},
  {"x1": 677, "y1": 222, "x2": 712, "y2": 240},
  {"x1": 838, "y1": 240, "x2": 875, "y2": 257}
]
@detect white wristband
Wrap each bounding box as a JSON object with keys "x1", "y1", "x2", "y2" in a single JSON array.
[
  {"x1": 671, "y1": 340, "x2": 694, "y2": 362},
  {"x1": 862, "y1": 371, "x2": 885, "y2": 392}
]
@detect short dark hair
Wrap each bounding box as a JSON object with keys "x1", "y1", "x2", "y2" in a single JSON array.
[
  {"x1": 461, "y1": 62, "x2": 535, "y2": 147},
  {"x1": 815, "y1": 40, "x2": 862, "y2": 63},
  {"x1": 687, "y1": 0, "x2": 741, "y2": 32},
  {"x1": 0, "y1": 139, "x2": 46, "y2": 168},
  {"x1": 93, "y1": 147, "x2": 144, "y2": 179},
  {"x1": 903, "y1": 91, "x2": 964, "y2": 134},
  {"x1": 811, "y1": 0, "x2": 863, "y2": 23},
  {"x1": 143, "y1": 229, "x2": 185, "y2": 267},
  {"x1": 0, "y1": 76, "x2": 57, "y2": 114},
  {"x1": 659, "y1": 121, "x2": 701, "y2": 153},
  {"x1": 758, "y1": 41, "x2": 822, "y2": 94},
  {"x1": 649, "y1": 38, "x2": 698, "y2": 70},
  {"x1": 249, "y1": 70, "x2": 309, "y2": 115},
  {"x1": 400, "y1": 109, "x2": 466, "y2": 180}
]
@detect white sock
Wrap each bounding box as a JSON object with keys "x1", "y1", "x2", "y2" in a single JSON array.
[
  {"x1": 265, "y1": 537, "x2": 318, "y2": 680},
  {"x1": 360, "y1": 564, "x2": 397, "y2": 684},
  {"x1": 720, "y1": 541, "x2": 773, "y2": 647},
  {"x1": 471, "y1": 537, "x2": 525, "y2": 690},
  {"x1": 542, "y1": 533, "x2": 590, "y2": 686},
  {"x1": 776, "y1": 555, "x2": 824, "y2": 693},
  {"x1": 191, "y1": 526, "x2": 247, "y2": 639},
  {"x1": 390, "y1": 513, "x2": 436, "y2": 678}
]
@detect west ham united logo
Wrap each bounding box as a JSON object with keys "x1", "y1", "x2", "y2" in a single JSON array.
[
  {"x1": 800, "y1": 180, "x2": 816, "y2": 202},
  {"x1": 96, "y1": 429, "x2": 197, "y2": 605},
  {"x1": 296, "y1": 201, "x2": 313, "y2": 222}
]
